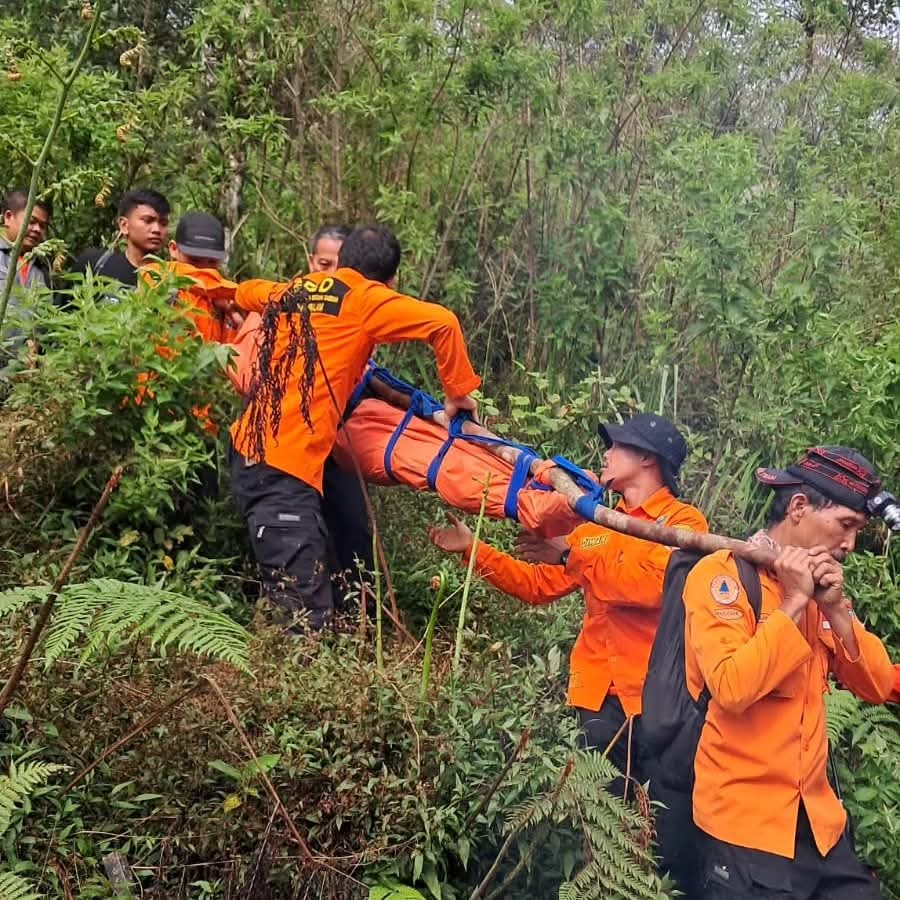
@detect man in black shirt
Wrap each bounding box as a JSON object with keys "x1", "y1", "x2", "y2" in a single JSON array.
[{"x1": 72, "y1": 188, "x2": 170, "y2": 288}]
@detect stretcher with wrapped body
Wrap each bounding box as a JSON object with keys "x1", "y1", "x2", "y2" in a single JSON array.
[
  {"x1": 330, "y1": 366, "x2": 600, "y2": 538},
  {"x1": 224, "y1": 315, "x2": 599, "y2": 537}
]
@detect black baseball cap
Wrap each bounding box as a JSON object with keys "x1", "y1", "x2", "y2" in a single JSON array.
[
  {"x1": 599, "y1": 413, "x2": 688, "y2": 495},
  {"x1": 175, "y1": 211, "x2": 226, "y2": 261},
  {"x1": 756, "y1": 446, "x2": 881, "y2": 513}
]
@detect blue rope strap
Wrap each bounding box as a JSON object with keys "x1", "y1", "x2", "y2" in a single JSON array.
[
  {"x1": 503, "y1": 448, "x2": 540, "y2": 521},
  {"x1": 346, "y1": 361, "x2": 378, "y2": 416},
  {"x1": 426, "y1": 413, "x2": 470, "y2": 491},
  {"x1": 384, "y1": 389, "x2": 442, "y2": 482},
  {"x1": 550, "y1": 455, "x2": 605, "y2": 522}
]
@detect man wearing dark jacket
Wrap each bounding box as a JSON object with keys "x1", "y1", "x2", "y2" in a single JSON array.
[
  {"x1": 0, "y1": 189, "x2": 52, "y2": 366},
  {"x1": 72, "y1": 188, "x2": 169, "y2": 290}
]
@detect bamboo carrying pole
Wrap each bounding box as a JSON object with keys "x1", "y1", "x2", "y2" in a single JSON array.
[{"x1": 543, "y1": 467, "x2": 777, "y2": 568}]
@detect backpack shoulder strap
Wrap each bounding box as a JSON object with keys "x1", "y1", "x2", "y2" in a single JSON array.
[{"x1": 734, "y1": 556, "x2": 763, "y2": 623}]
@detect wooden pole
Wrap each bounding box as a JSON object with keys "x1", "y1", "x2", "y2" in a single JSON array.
[
  {"x1": 544, "y1": 467, "x2": 776, "y2": 568},
  {"x1": 364, "y1": 379, "x2": 776, "y2": 567}
]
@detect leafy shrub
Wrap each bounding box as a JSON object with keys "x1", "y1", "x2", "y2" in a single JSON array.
[
  {"x1": 0, "y1": 273, "x2": 240, "y2": 589},
  {"x1": 0, "y1": 758, "x2": 68, "y2": 900},
  {"x1": 827, "y1": 690, "x2": 900, "y2": 899}
]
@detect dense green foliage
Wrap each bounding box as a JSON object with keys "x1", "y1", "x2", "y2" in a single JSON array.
[{"x1": 1, "y1": 0, "x2": 899, "y2": 897}]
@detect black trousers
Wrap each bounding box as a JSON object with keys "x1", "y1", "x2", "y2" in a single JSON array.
[
  {"x1": 578, "y1": 698, "x2": 645, "y2": 799},
  {"x1": 230, "y1": 449, "x2": 333, "y2": 631},
  {"x1": 701, "y1": 805, "x2": 880, "y2": 899},
  {"x1": 321, "y1": 456, "x2": 374, "y2": 580}
]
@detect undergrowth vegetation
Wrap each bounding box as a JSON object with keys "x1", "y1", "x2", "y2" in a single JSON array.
[{"x1": 1, "y1": 613, "x2": 670, "y2": 899}]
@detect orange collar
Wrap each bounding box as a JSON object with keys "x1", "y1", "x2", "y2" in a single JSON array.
[{"x1": 616, "y1": 485, "x2": 676, "y2": 519}]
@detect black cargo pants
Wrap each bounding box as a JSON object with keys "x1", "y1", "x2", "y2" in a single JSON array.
[
  {"x1": 230, "y1": 447, "x2": 333, "y2": 631},
  {"x1": 321, "y1": 455, "x2": 374, "y2": 580},
  {"x1": 701, "y1": 805, "x2": 880, "y2": 899}
]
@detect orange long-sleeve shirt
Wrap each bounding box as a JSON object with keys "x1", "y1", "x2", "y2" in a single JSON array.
[
  {"x1": 231, "y1": 268, "x2": 480, "y2": 494},
  {"x1": 466, "y1": 487, "x2": 707, "y2": 715},
  {"x1": 142, "y1": 261, "x2": 240, "y2": 343},
  {"x1": 135, "y1": 262, "x2": 241, "y2": 432},
  {"x1": 685, "y1": 550, "x2": 893, "y2": 858}
]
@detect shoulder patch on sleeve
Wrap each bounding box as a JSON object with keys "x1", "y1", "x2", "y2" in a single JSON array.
[{"x1": 710, "y1": 574, "x2": 740, "y2": 606}]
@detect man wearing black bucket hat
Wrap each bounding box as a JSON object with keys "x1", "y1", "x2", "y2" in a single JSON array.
[
  {"x1": 432, "y1": 412, "x2": 708, "y2": 795},
  {"x1": 597, "y1": 411, "x2": 687, "y2": 496},
  {"x1": 684, "y1": 446, "x2": 894, "y2": 899}
]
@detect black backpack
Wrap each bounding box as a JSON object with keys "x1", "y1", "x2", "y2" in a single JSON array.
[{"x1": 641, "y1": 549, "x2": 762, "y2": 793}]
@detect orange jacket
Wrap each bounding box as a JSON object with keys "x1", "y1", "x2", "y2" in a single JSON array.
[
  {"x1": 684, "y1": 550, "x2": 894, "y2": 858},
  {"x1": 173, "y1": 264, "x2": 241, "y2": 345},
  {"x1": 889, "y1": 663, "x2": 900, "y2": 703},
  {"x1": 230, "y1": 268, "x2": 480, "y2": 494},
  {"x1": 141, "y1": 261, "x2": 240, "y2": 343},
  {"x1": 466, "y1": 487, "x2": 708, "y2": 715},
  {"x1": 134, "y1": 262, "x2": 240, "y2": 432},
  {"x1": 223, "y1": 310, "x2": 261, "y2": 394}
]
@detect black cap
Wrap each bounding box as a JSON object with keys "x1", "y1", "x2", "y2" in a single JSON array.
[
  {"x1": 756, "y1": 446, "x2": 881, "y2": 513},
  {"x1": 175, "y1": 211, "x2": 226, "y2": 261},
  {"x1": 598, "y1": 413, "x2": 688, "y2": 495}
]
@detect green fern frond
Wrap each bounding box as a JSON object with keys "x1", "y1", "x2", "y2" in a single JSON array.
[
  {"x1": 0, "y1": 579, "x2": 251, "y2": 673},
  {"x1": 0, "y1": 588, "x2": 46, "y2": 618},
  {"x1": 499, "y1": 750, "x2": 666, "y2": 900},
  {"x1": 564, "y1": 751, "x2": 619, "y2": 786},
  {"x1": 0, "y1": 760, "x2": 67, "y2": 837},
  {"x1": 826, "y1": 688, "x2": 900, "y2": 746},
  {"x1": 39, "y1": 588, "x2": 97, "y2": 662},
  {"x1": 0, "y1": 870, "x2": 40, "y2": 900},
  {"x1": 825, "y1": 689, "x2": 864, "y2": 743}
]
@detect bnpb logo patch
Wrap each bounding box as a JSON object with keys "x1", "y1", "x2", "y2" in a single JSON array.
[{"x1": 710, "y1": 575, "x2": 740, "y2": 606}]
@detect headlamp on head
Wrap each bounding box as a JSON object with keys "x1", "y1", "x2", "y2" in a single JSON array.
[{"x1": 867, "y1": 490, "x2": 900, "y2": 533}]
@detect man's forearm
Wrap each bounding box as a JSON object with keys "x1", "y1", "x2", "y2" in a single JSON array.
[{"x1": 822, "y1": 601, "x2": 860, "y2": 659}]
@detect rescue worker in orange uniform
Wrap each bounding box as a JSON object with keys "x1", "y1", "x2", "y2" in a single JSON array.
[
  {"x1": 430, "y1": 414, "x2": 708, "y2": 780},
  {"x1": 227, "y1": 223, "x2": 375, "y2": 585},
  {"x1": 163, "y1": 211, "x2": 243, "y2": 342},
  {"x1": 140, "y1": 210, "x2": 242, "y2": 344},
  {"x1": 138, "y1": 212, "x2": 240, "y2": 437},
  {"x1": 229, "y1": 224, "x2": 481, "y2": 631},
  {"x1": 684, "y1": 447, "x2": 894, "y2": 899},
  {"x1": 890, "y1": 664, "x2": 900, "y2": 703}
]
